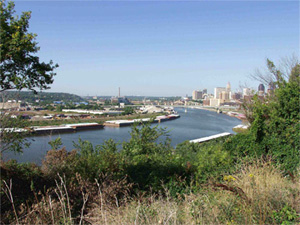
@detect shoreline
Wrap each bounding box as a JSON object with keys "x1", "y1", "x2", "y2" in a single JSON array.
[{"x1": 188, "y1": 106, "x2": 247, "y2": 123}]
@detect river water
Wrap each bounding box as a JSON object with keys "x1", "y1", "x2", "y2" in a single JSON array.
[{"x1": 3, "y1": 108, "x2": 241, "y2": 164}]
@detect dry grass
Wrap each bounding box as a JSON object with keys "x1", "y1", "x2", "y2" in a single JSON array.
[
  {"x1": 231, "y1": 160, "x2": 300, "y2": 224},
  {"x1": 85, "y1": 160, "x2": 300, "y2": 225},
  {"x1": 3, "y1": 160, "x2": 299, "y2": 224}
]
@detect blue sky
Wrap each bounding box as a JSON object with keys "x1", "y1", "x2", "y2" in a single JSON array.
[{"x1": 14, "y1": 1, "x2": 299, "y2": 96}]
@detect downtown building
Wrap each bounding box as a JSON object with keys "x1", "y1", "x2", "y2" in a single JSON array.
[
  {"x1": 192, "y1": 90, "x2": 203, "y2": 100},
  {"x1": 211, "y1": 82, "x2": 232, "y2": 107}
]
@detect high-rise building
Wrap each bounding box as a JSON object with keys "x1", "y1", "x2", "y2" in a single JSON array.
[
  {"x1": 192, "y1": 90, "x2": 202, "y2": 100},
  {"x1": 258, "y1": 84, "x2": 265, "y2": 92},
  {"x1": 226, "y1": 82, "x2": 232, "y2": 99},
  {"x1": 267, "y1": 82, "x2": 275, "y2": 95},
  {"x1": 202, "y1": 89, "x2": 207, "y2": 95},
  {"x1": 231, "y1": 92, "x2": 241, "y2": 100},
  {"x1": 226, "y1": 82, "x2": 231, "y2": 92},
  {"x1": 220, "y1": 91, "x2": 229, "y2": 100},
  {"x1": 243, "y1": 88, "x2": 252, "y2": 97},
  {"x1": 214, "y1": 87, "x2": 226, "y2": 99},
  {"x1": 258, "y1": 84, "x2": 265, "y2": 96}
]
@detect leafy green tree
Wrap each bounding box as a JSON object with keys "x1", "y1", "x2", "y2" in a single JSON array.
[
  {"x1": 0, "y1": 1, "x2": 58, "y2": 155},
  {"x1": 45, "y1": 104, "x2": 54, "y2": 111},
  {"x1": 48, "y1": 137, "x2": 62, "y2": 150},
  {"x1": 0, "y1": 113, "x2": 30, "y2": 154},
  {"x1": 123, "y1": 107, "x2": 134, "y2": 115},
  {"x1": 225, "y1": 57, "x2": 300, "y2": 173},
  {"x1": 56, "y1": 104, "x2": 63, "y2": 112},
  {"x1": 0, "y1": 1, "x2": 58, "y2": 93}
]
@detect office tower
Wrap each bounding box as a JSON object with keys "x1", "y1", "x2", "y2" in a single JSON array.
[
  {"x1": 192, "y1": 90, "x2": 202, "y2": 100},
  {"x1": 214, "y1": 87, "x2": 226, "y2": 99},
  {"x1": 243, "y1": 88, "x2": 251, "y2": 97},
  {"x1": 258, "y1": 84, "x2": 265, "y2": 96},
  {"x1": 226, "y1": 82, "x2": 231, "y2": 92}
]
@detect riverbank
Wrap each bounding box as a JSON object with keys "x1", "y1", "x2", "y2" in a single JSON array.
[{"x1": 189, "y1": 106, "x2": 248, "y2": 123}]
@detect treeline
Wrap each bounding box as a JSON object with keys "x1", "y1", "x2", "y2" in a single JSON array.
[{"x1": 1, "y1": 91, "x2": 84, "y2": 104}]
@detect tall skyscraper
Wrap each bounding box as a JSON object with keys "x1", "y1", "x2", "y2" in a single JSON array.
[
  {"x1": 214, "y1": 87, "x2": 226, "y2": 99},
  {"x1": 192, "y1": 90, "x2": 202, "y2": 100},
  {"x1": 258, "y1": 84, "x2": 265, "y2": 96},
  {"x1": 243, "y1": 88, "x2": 251, "y2": 97},
  {"x1": 226, "y1": 82, "x2": 231, "y2": 92},
  {"x1": 231, "y1": 92, "x2": 241, "y2": 100},
  {"x1": 220, "y1": 91, "x2": 229, "y2": 100},
  {"x1": 267, "y1": 82, "x2": 275, "y2": 95}
]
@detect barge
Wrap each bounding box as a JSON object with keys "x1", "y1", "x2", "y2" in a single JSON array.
[
  {"x1": 189, "y1": 132, "x2": 231, "y2": 144},
  {"x1": 32, "y1": 126, "x2": 75, "y2": 135},
  {"x1": 65, "y1": 123, "x2": 104, "y2": 130},
  {"x1": 32, "y1": 123, "x2": 104, "y2": 135},
  {"x1": 104, "y1": 114, "x2": 180, "y2": 127}
]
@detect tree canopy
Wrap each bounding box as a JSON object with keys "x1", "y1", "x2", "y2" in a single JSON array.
[
  {"x1": 225, "y1": 58, "x2": 300, "y2": 173},
  {"x1": 0, "y1": 1, "x2": 58, "y2": 93}
]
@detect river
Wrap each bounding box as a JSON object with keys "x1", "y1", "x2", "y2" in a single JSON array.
[{"x1": 3, "y1": 108, "x2": 242, "y2": 164}]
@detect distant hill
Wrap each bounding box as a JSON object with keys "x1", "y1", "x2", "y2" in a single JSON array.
[
  {"x1": 83, "y1": 95, "x2": 182, "y2": 101},
  {"x1": 1, "y1": 91, "x2": 84, "y2": 103}
]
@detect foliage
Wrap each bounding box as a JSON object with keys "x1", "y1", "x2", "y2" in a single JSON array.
[
  {"x1": 0, "y1": 0, "x2": 58, "y2": 154},
  {"x1": 56, "y1": 104, "x2": 63, "y2": 112},
  {"x1": 272, "y1": 204, "x2": 299, "y2": 224},
  {"x1": 1, "y1": 160, "x2": 50, "y2": 219},
  {"x1": 225, "y1": 58, "x2": 300, "y2": 174},
  {"x1": 0, "y1": 112, "x2": 31, "y2": 154},
  {"x1": 122, "y1": 106, "x2": 134, "y2": 115},
  {"x1": 2, "y1": 159, "x2": 296, "y2": 224},
  {"x1": 71, "y1": 138, "x2": 122, "y2": 181},
  {"x1": 0, "y1": 91, "x2": 84, "y2": 104},
  {"x1": 0, "y1": 1, "x2": 58, "y2": 93},
  {"x1": 48, "y1": 137, "x2": 62, "y2": 150},
  {"x1": 41, "y1": 147, "x2": 77, "y2": 179}
]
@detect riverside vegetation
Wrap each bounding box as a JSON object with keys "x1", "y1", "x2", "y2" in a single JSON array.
[{"x1": 1, "y1": 60, "x2": 300, "y2": 224}]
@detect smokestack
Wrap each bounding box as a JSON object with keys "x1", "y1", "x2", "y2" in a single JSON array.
[{"x1": 118, "y1": 87, "x2": 120, "y2": 97}]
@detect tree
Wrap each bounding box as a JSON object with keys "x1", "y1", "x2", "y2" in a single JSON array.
[
  {"x1": 225, "y1": 57, "x2": 300, "y2": 173},
  {"x1": 123, "y1": 106, "x2": 134, "y2": 115},
  {"x1": 0, "y1": 1, "x2": 58, "y2": 93},
  {"x1": 0, "y1": 1, "x2": 58, "y2": 155}
]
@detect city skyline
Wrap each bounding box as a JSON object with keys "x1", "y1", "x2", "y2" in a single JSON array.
[{"x1": 14, "y1": 1, "x2": 299, "y2": 96}]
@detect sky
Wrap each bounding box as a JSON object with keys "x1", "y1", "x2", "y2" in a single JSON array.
[{"x1": 13, "y1": 0, "x2": 299, "y2": 97}]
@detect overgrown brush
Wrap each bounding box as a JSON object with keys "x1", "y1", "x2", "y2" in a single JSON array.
[
  {"x1": 84, "y1": 160, "x2": 299, "y2": 225},
  {"x1": 7, "y1": 160, "x2": 293, "y2": 225}
]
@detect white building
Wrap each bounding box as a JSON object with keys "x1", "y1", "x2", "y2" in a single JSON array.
[
  {"x1": 210, "y1": 99, "x2": 221, "y2": 107},
  {"x1": 214, "y1": 87, "x2": 226, "y2": 99},
  {"x1": 243, "y1": 88, "x2": 252, "y2": 97}
]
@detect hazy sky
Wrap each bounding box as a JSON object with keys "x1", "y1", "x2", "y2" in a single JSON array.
[{"x1": 14, "y1": 1, "x2": 299, "y2": 96}]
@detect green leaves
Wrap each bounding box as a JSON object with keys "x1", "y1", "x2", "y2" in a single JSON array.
[
  {"x1": 122, "y1": 122, "x2": 170, "y2": 157},
  {"x1": 48, "y1": 137, "x2": 62, "y2": 150},
  {"x1": 0, "y1": 1, "x2": 58, "y2": 93},
  {"x1": 0, "y1": 112, "x2": 31, "y2": 154},
  {"x1": 232, "y1": 59, "x2": 300, "y2": 173}
]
